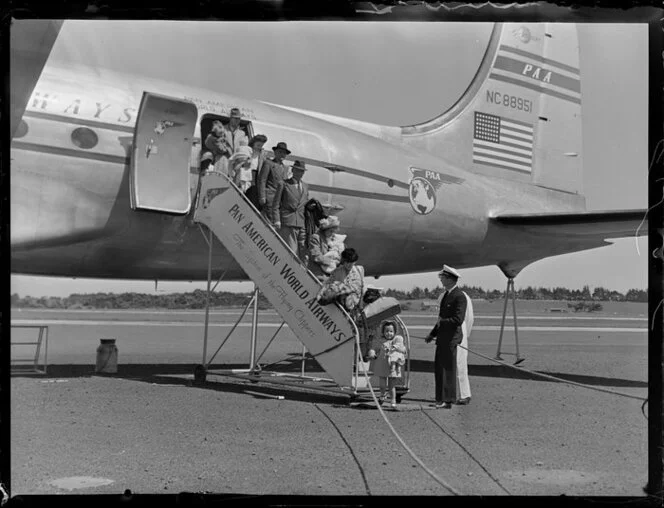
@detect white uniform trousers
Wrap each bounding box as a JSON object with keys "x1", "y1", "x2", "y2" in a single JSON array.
[{"x1": 457, "y1": 292, "x2": 474, "y2": 400}]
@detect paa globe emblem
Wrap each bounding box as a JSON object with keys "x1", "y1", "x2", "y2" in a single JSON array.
[
  {"x1": 409, "y1": 178, "x2": 436, "y2": 215},
  {"x1": 409, "y1": 167, "x2": 444, "y2": 215}
]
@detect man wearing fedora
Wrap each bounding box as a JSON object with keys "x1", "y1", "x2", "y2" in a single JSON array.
[
  {"x1": 257, "y1": 141, "x2": 291, "y2": 224},
  {"x1": 223, "y1": 107, "x2": 249, "y2": 154},
  {"x1": 425, "y1": 265, "x2": 467, "y2": 408},
  {"x1": 272, "y1": 160, "x2": 310, "y2": 262}
]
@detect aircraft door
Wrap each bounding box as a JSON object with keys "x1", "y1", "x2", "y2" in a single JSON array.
[{"x1": 130, "y1": 92, "x2": 198, "y2": 214}]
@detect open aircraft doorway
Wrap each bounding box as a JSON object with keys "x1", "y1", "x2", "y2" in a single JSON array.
[{"x1": 129, "y1": 92, "x2": 198, "y2": 215}]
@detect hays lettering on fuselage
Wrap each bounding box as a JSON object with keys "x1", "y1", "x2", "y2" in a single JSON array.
[
  {"x1": 29, "y1": 91, "x2": 137, "y2": 125},
  {"x1": 408, "y1": 167, "x2": 444, "y2": 216}
]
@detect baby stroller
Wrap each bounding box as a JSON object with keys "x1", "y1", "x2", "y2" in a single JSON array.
[{"x1": 352, "y1": 293, "x2": 411, "y2": 403}]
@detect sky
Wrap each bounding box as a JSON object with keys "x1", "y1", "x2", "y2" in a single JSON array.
[{"x1": 10, "y1": 21, "x2": 648, "y2": 297}]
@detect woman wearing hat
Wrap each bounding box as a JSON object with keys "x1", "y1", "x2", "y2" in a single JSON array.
[
  {"x1": 200, "y1": 151, "x2": 214, "y2": 174},
  {"x1": 204, "y1": 120, "x2": 233, "y2": 174},
  {"x1": 327, "y1": 247, "x2": 365, "y2": 314},
  {"x1": 308, "y1": 215, "x2": 346, "y2": 281},
  {"x1": 257, "y1": 141, "x2": 290, "y2": 224}
]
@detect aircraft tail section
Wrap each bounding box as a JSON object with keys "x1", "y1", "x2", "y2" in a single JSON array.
[
  {"x1": 194, "y1": 173, "x2": 357, "y2": 387},
  {"x1": 402, "y1": 23, "x2": 583, "y2": 195}
]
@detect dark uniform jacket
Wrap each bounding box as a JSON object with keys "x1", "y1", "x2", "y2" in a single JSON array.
[
  {"x1": 428, "y1": 286, "x2": 467, "y2": 346},
  {"x1": 272, "y1": 178, "x2": 309, "y2": 226}
]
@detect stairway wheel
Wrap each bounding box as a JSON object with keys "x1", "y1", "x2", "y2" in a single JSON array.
[{"x1": 193, "y1": 364, "x2": 207, "y2": 385}]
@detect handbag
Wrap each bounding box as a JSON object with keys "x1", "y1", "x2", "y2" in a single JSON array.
[{"x1": 317, "y1": 280, "x2": 353, "y2": 305}]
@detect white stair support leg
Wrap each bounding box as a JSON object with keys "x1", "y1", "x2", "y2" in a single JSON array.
[{"x1": 249, "y1": 286, "x2": 259, "y2": 372}]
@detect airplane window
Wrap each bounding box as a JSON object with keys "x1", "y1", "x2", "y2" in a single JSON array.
[
  {"x1": 14, "y1": 120, "x2": 28, "y2": 138},
  {"x1": 71, "y1": 127, "x2": 99, "y2": 150},
  {"x1": 387, "y1": 179, "x2": 394, "y2": 188}
]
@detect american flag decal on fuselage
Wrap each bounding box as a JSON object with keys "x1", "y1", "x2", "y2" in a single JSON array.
[{"x1": 473, "y1": 112, "x2": 533, "y2": 173}]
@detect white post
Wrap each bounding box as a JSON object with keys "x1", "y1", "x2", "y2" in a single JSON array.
[
  {"x1": 249, "y1": 285, "x2": 259, "y2": 371},
  {"x1": 496, "y1": 278, "x2": 511, "y2": 359},
  {"x1": 202, "y1": 228, "x2": 213, "y2": 365},
  {"x1": 301, "y1": 344, "x2": 307, "y2": 377}
]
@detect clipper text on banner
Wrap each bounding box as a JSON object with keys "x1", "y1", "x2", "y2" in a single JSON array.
[{"x1": 194, "y1": 173, "x2": 356, "y2": 387}]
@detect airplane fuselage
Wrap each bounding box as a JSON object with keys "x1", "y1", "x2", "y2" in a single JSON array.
[{"x1": 11, "y1": 63, "x2": 585, "y2": 281}]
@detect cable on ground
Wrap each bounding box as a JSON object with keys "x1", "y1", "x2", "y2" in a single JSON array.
[
  {"x1": 411, "y1": 335, "x2": 647, "y2": 402},
  {"x1": 355, "y1": 356, "x2": 462, "y2": 495}
]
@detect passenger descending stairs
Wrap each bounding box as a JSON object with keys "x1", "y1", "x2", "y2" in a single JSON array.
[{"x1": 193, "y1": 172, "x2": 358, "y2": 387}]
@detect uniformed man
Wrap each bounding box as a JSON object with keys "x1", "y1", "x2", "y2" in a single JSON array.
[
  {"x1": 425, "y1": 265, "x2": 467, "y2": 408},
  {"x1": 435, "y1": 283, "x2": 474, "y2": 405}
]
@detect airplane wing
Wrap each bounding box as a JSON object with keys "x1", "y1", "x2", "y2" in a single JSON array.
[
  {"x1": 491, "y1": 209, "x2": 648, "y2": 241},
  {"x1": 10, "y1": 19, "x2": 63, "y2": 137}
]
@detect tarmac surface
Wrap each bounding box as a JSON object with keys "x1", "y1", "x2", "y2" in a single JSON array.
[{"x1": 10, "y1": 305, "x2": 648, "y2": 497}]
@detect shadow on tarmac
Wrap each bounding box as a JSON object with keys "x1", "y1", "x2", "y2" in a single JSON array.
[
  {"x1": 408, "y1": 359, "x2": 647, "y2": 388},
  {"x1": 11, "y1": 359, "x2": 356, "y2": 405},
  {"x1": 11, "y1": 356, "x2": 646, "y2": 395}
]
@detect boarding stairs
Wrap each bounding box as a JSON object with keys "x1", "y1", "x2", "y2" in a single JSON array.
[{"x1": 193, "y1": 172, "x2": 359, "y2": 388}]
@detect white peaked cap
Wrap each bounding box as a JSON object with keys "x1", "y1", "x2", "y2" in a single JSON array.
[{"x1": 438, "y1": 265, "x2": 460, "y2": 278}]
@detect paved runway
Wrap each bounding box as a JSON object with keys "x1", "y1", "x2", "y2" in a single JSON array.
[{"x1": 10, "y1": 307, "x2": 648, "y2": 497}]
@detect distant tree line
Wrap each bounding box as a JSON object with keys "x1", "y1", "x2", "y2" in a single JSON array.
[
  {"x1": 384, "y1": 284, "x2": 647, "y2": 303},
  {"x1": 10, "y1": 284, "x2": 647, "y2": 309},
  {"x1": 10, "y1": 289, "x2": 272, "y2": 310}
]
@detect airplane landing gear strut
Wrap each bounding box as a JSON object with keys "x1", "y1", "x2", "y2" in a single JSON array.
[{"x1": 495, "y1": 277, "x2": 525, "y2": 365}]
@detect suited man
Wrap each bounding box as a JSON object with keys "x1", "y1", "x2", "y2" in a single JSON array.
[
  {"x1": 425, "y1": 265, "x2": 467, "y2": 408},
  {"x1": 273, "y1": 160, "x2": 309, "y2": 262},
  {"x1": 257, "y1": 141, "x2": 290, "y2": 224}
]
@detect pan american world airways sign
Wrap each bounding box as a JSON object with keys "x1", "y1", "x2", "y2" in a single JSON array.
[{"x1": 194, "y1": 173, "x2": 356, "y2": 386}]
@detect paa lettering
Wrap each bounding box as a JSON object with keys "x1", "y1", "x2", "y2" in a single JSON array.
[
  {"x1": 522, "y1": 64, "x2": 552, "y2": 83},
  {"x1": 425, "y1": 171, "x2": 441, "y2": 182},
  {"x1": 228, "y1": 203, "x2": 245, "y2": 224}
]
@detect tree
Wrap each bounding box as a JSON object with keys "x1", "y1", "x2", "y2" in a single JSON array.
[
  {"x1": 581, "y1": 285, "x2": 591, "y2": 300},
  {"x1": 625, "y1": 288, "x2": 647, "y2": 302},
  {"x1": 592, "y1": 286, "x2": 610, "y2": 301}
]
